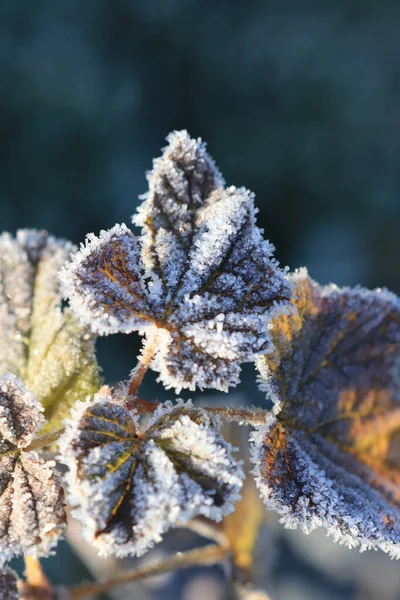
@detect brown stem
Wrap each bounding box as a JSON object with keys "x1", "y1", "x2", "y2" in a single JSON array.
[
  {"x1": 126, "y1": 397, "x2": 159, "y2": 414},
  {"x1": 24, "y1": 557, "x2": 48, "y2": 588},
  {"x1": 69, "y1": 543, "x2": 230, "y2": 599},
  {"x1": 128, "y1": 329, "x2": 159, "y2": 397},
  {"x1": 22, "y1": 556, "x2": 53, "y2": 599},
  {"x1": 203, "y1": 406, "x2": 268, "y2": 426},
  {"x1": 126, "y1": 400, "x2": 269, "y2": 424}
]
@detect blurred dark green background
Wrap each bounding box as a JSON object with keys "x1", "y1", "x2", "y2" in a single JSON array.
[{"x1": 2, "y1": 2, "x2": 400, "y2": 598}]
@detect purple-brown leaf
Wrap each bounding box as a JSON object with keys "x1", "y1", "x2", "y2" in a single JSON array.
[
  {"x1": 251, "y1": 269, "x2": 400, "y2": 556},
  {"x1": 60, "y1": 131, "x2": 292, "y2": 392},
  {"x1": 0, "y1": 375, "x2": 66, "y2": 564},
  {"x1": 59, "y1": 395, "x2": 244, "y2": 558}
]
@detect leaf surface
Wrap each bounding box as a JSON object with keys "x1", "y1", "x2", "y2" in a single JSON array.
[
  {"x1": 0, "y1": 230, "x2": 100, "y2": 431},
  {"x1": 61, "y1": 131, "x2": 292, "y2": 392},
  {"x1": 59, "y1": 394, "x2": 244, "y2": 557},
  {"x1": 252, "y1": 269, "x2": 400, "y2": 556},
  {"x1": 0, "y1": 375, "x2": 66, "y2": 564}
]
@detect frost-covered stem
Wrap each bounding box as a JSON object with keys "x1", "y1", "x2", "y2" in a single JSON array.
[
  {"x1": 24, "y1": 556, "x2": 50, "y2": 592},
  {"x1": 203, "y1": 406, "x2": 269, "y2": 426},
  {"x1": 126, "y1": 400, "x2": 269, "y2": 424},
  {"x1": 69, "y1": 543, "x2": 230, "y2": 599},
  {"x1": 128, "y1": 329, "x2": 159, "y2": 397}
]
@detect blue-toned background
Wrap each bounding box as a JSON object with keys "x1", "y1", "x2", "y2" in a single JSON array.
[{"x1": 2, "y1": 1, "x2": 400, "y2": 598}]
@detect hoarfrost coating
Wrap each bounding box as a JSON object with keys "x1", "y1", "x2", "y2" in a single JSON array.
[
  {"x1": 59, "y1": 396, "x2": 244, "y2": 557},
  {"x1": 0, "y1": 567, "x2": 18, "y2": 600},
  {"x1": 251, "y1": 269, "x2": 400, "y2": 557},
  {"x1": 0, "y1": 229, "x2": 73, "y2": 378},
  {"x1": 60, "y1": 130, "x2": 292, "y2": 392},
  {"x1": 0, "y1": 229, "x2": 100, "y2": 432},
  {"x1": 0, "y1": 374, "x2": 66, "y2": 565}
]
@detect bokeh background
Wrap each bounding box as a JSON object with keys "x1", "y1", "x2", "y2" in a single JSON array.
[{"x1": 2, "y1": 1, "x2": 400, "y2": 598}]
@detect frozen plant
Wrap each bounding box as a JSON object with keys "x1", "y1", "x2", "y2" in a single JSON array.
[
  {"x1": 0, "y1": 132, "x2": 399, "y2": 600},
  {"x1": 59, "y1": 396, "x2": 243, "y2": 558},
  {"x1": 251, "y1": 269, "x2": 400, "y2": 556},
  {"x1": 60, "y1": 130, "x2": 292, "y2": 393}
]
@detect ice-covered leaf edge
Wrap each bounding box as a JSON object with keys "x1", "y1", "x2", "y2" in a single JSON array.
[
  {"x1": 250, "y1": 269, "x2": 400, "y2": 558},
  {"x1": 58, "y1": 395, "x2": 244, "y2": 558}
]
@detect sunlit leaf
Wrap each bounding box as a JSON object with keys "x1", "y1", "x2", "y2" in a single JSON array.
[
  {"x1": 0, "y1": 374, "x2": 66, "y2": 564},
  {"x1": 60, "y1": 131, "x2": 292, "y2": 392},
  {"x1": 0, "y1": 229, "x2": 101, "y2": 431},
  {"x1": 59, "y1": 394, "x2": 244, "y2": 557},
  {"x1": 251, "y1": 268, "x2": 400, "y2": 557}
]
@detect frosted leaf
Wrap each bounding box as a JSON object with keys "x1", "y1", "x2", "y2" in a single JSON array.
[
  {"x1": 61, "y1": 131, "x2": 292, "y2": 392},
  {"x1": 0, "y1": 567, "x2": 18, "y2": 600},
  {"x1": 0, "y1": 374, "x2": 66, "y2": 564},
  {"x1": 134, "y1": 129, "x2": 225, "y2": 290},
  {"x1": 0, "y1": 373, "x2": 44, "y2": 449},
  {"x1": 251, "y1": 269, "x2": 400, "y2": 557},
  {"x1": 59, "y1": 395, "x2": 244, "y2": 557},
  {"x1": 0, "y1": 229, "x2": 100, "y2": 431}
]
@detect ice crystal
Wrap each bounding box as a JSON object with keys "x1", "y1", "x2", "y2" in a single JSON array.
[
  {"x1": 59, "y1": 394, "x2": 244, "y2": 557},
  {"x1": 60, "y1": 130, "x2": 292, "y2": 392},
  {"x1": 0, "y1": 229, "x2": 100, "y2": 431},
  {"x1": 251, "y1": 268, "x2": 400, "y2": 557},
  {"x1": 0, "y1": 374, "x2": 66, "y2": 564},
  {"x1": 0, "y1": 567, "x2": 18, "y2": 600}
]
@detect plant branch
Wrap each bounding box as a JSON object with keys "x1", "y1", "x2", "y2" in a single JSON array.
[
  {"x1": 24, "y1": 557, "x2": 47, "y2": 587},
  {"x1": 129, "y1": 400, "x2": 269, "y2": 425},
  {"x1": 128, "y1": 329, "x2": 159, "y2": 397},
  {"x1": 203, "y1": 406, "x2": 268, "y2": 426},
  {"x1": 178, "y1": 518, "x2": 228, "y2": 546},
  {"x1": 69, "y1": 543, "x2": 230, "y2": 599}
]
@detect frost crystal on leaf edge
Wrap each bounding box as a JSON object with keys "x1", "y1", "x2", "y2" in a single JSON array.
[
  {"x1": 0, "y1": 374, "x2": 66, "y2": 565},
  {"x1": 59, "y1": 395, "x2": 244, "y2": 558},
  {"x1": 0, "y1": 228, "x2": 100, "y2": 432},
  {"x1": 251, "y1": 269, "x2": 400, "y2": 558},
  {"x1": 60, "y1": 130, "x2": 293, "y2": 393}
]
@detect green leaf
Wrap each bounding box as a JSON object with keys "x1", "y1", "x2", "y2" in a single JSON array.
[{"x1": 0, "y1": 230, "x2": 101, "y2": 431}]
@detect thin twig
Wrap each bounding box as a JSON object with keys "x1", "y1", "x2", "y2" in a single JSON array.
[
  {"x1": 178, "y1": 518, "x2": 228, "y2": 546},
  {"x1": 24, "y1": 557, "x2": 48, "y2": 588},
  {"x1": 128, "y1": 401, "x2": 269, "y2": 424},
  {"x1": 126, "y1": 397, "x2": 159, "y2": 414},
  {"x1": 128, "y1": 329, "x2": 159, "y2": 397},
  {"x1": 128, "y1": 400, "x2": 269, "y2": 425},
  {"x1": 203, "y1": 406, "x2": 268, "y2": 426},
  {"x1": 69, "y1": 543, "x2": 230, "y2": 599},
  {"x1": 22, "y1": 556, "x2": 53, "y2": 599}
]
